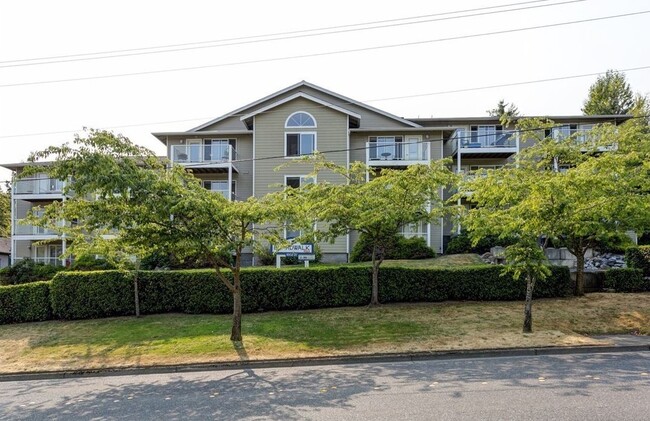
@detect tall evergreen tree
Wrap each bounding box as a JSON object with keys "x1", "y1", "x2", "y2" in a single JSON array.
[{"x1": 582, "y1": 70, "x2": 634, "y2": 115}]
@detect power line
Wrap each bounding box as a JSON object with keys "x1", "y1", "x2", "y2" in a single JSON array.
[
  {"x1": 0, "y1": 0, "x2": 583, "y2": 68},
  {"x1": 1, "y1": 10, "x2": 646, "y2": 89},
  {"x1": 1, "y1": 65, "x2": 648, "y2": 140}
]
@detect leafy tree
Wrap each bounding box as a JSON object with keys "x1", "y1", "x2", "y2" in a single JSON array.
[
  {"x1": 502, "y1": 239, "x2": 551, "y2": 333},
  {"x1": 582, "y1": 70, "x2": 634, "y2": 115},
  {"x1": 22, "y1": 129, "x2": 288, "y2": 341},
  {"x1": 0, "y1": 183, "x2": 10, "y2": 238},
  {"x1": 291, "y1": 157, "x2": 456, "y2": 305},
  {"x1": 460, "y1": 118, "x2": 650, "y2": 299}
]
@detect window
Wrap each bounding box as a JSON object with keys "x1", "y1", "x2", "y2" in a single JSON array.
[
  {"x1": 203, "y1": 139, "x2": 236, "y2": 161},
  {"x1": 369, "y1": 136, "x2": 403, "y2": 160},
  {"x1": 203, "y1": 180, "x2": 236, "y2": 201},
  {"x1": 470, "y1": 125, "x2": 502, "y2": 147},
  {"x1": 284, "y1": 176, "x2": 314, "y2": 239},
  {"x1": 285, "y1": 175, "x2": 314, "y2": 189},
  {"x1": 286, "y1": 133, "x2": 316, "y2": 157},
  {"x1": 550, "y1": 124, "x2": 577, "y2": 140},
  {"x1": 285, "y1": 112, "x2": 316, "y2": 128},
  {"x1": 577, "y1": 124, "x2": 594, "y2": 143}
]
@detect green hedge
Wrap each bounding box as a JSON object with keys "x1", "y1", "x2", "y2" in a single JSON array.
[
  {"x1": 50, "y1": 271, "x2": 136, "y2": 319},
  {"x1": 0, "y1": 282, "x2": 52, "y2": 324},
  {"x1": 625, "y1": 246, "x2": 650, "y2": 277},
  {"x1": 47, "y1": 265, "x2": 571, "y2": 321},
  {"x1": 604, "y1": 268, "x2": 648, "y2": 292},
  {"x1": 379, "y1": 265, "x2": 571, "y2": 303}
]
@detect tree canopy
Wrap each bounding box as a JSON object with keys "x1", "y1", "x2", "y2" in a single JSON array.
[
  {"x1": 292, "y1": 156, "x2": 456, "y2": 305},
  {"x1": 22, "y1": 129, "x2": 291, "y2": 341},
  {"x1": 487, "y1": 99, "x2": 520, "y2": 126},
  {"x1": 582, "y1": 70, "x2": 634, "y2": 115},
  {"x1": 460, "y1": 119, "x2": 650, "y2": 298},
  {"x1": 0, "y1": 184, "x2": 9, "y2": 238}
]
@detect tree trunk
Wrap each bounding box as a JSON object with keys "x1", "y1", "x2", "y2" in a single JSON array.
[
  {"x1": 370, "y1": 243, "x2": 382, "y2": 306},
  {"x1": 231, "y1": 285, "x2": 242, "y2": 342},
  {"x1": 371, "y1": 260, "x2": 380, "y2": 306},
  {"x1": 523, "y1": 275, "x2": 536, "y2": 333},
  {"x1": 133, "y1": 271, "x2": 140, "y2": 318},
  {"x1": 574, "y1": 251, "x2": 585, "y2": 296}
]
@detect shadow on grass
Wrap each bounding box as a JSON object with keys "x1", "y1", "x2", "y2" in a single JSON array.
[{"x1": 1, "y1": 352, "x2": 648, "y2": 420}]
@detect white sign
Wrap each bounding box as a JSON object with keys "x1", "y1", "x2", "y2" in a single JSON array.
[
  {"x1": 297, "y1": 254, "x2": 316, "y2": 261},
  {"x1": 276, "y1": 243, "x2": 314, "y2": 255}
]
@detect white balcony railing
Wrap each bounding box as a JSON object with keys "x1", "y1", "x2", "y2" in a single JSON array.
[
  {"x1": 14, "y1": 256, "x2": 64, "y2": 266},
  {"x1": 452, "y1": 130, "x2": 517, "y2": 150},
  {"x1": 14, "y1": 177, "x2": 64, "y2": 195},
  {"x1": 171, "y1": 144, "x2": 236, "y2": 165},
  {"x1": 366, "y1": 142, "x2": 428, "y2": 163},
  {"x1": 14, "y1": 219, "x2": 60, "y2": 236}
]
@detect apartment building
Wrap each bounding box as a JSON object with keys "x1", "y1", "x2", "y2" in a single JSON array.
[{"x1": 1, "y1": 81, "x2": 630, "y2": 265}]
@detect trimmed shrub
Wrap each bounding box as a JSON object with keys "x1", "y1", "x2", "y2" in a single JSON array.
[
  {"x1": 0, "y1": 282, "x2": 52, "y2": 324},
  {"x1": 71, "y1": 254, "x2": 119, "y2": 271},
  {"x1": 604, "y1": 268, "x2": 647, "y2": 292},
  {"x1": 350, "y1": 233, "x2": 434, "y2": 263},
  {"x1": 50, "y1": 271, "x2": 135, "y2": 319},
  {"x1": 42, "y1": 264, "x2": 572, "y2": 323},
  {"x1": 0, "y1": 259, "x2": 65, "y2": 285},
  {"x1": 625, "y1": 246, "x2": 650, "y2": 277},
  {"x1": 445, "y1": 232, "x2": 517, "y2": 255}
]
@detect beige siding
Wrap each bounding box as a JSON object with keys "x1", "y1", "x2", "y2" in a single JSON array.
[
  {"x1": 254, "y1": 97, "x2": 348, "y2": 254},
  {"x1": 199, "y1": 116, "x2": 249, "y2": 132}
]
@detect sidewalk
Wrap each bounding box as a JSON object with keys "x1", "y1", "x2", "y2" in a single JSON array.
[{"x1": 1, "y1": 334, "x2": 648, "y2": 383}]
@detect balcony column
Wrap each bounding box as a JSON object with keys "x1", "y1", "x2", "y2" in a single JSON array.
[
  {"x1": 10, "y1": 173, "x2": 15, "y2": 265},
  {"x1": 61, "y1": 189, "x2": 67, "y2": 266},
  {"x1": 456, "y1": 149, "x2": 462, "y2": 235},
  {"x1": 227, "y1": 146, "x2": 233, "y2": 201}
]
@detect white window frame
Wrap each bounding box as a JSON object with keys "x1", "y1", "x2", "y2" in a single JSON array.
[
  {"x1": 285, "y1": 111, "x2": 317, "y2": 128},
  {"x1": 285, "y1": 132, "x2": 317, "y2": 158},
  {"x1": 284, "y1": 175, "x2": 315, "y2": 239},
  {"x1": 203, "y1": 179, "x2": 236, "y2": 201},
  {"x1": 368, "y1": 136, "x2": 403, "y2": 160},
  {"x1": 203, "y1": 138, "x2": 237, "y2": 161}
]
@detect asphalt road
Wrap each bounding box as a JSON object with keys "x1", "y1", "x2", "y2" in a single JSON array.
[{"x1": 0, "y1": 351, "x2": 648, "y2": 420}]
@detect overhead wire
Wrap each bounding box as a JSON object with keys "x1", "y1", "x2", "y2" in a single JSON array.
[
  {"x1": 0, "y1": 0, "x2": 568, "y2": 67},
  {"x1": 1, "y1": 65, "x2": 649, "y2": 139},
  {"x1": 1, "y1": 10, "x2": 647, "y2": 88},
  {"x1": 0, "y1": 0, "x2": 583, "y2": 68}
]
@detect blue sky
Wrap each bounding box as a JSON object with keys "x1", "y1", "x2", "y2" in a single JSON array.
[{"x1": 1, "y1": 0, "x2": 649, "y2": 182}]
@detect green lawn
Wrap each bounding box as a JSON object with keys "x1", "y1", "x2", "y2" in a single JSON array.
[{"x1": 1, "y1": 293, "x2": 648, "y2": 373}]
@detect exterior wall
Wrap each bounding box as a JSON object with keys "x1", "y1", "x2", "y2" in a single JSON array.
[
  {"x1": 199, "y1": 115, "x2": 249, "y2": 132},
  {"x1": 0, "y1": 254, "x2": 8, "y2": 268},
  {"x1": 253, "y1": 96, "x2": 349, "y2": 255}
]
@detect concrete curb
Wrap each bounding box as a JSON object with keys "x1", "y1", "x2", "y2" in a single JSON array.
[{"x1": 1, "y1": 343, "x2": 648, "y2": 383}]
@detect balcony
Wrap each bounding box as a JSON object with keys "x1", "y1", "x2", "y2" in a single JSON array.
[
  {"x1": 171, "y1": 144, "x2": 238, "y2": 174},
  {"x1": 14, "y1": 256, "x2": 65, "y2": 266},
  {"x1": 366, "y1": 142, "x2": 429, "y2": 166},
  {"x1": 13, "y1": 219, "x2": 61, "y2": 236},
  {"x1": 450, "y1": 129, "x2": 518, "y2": 158},
  {"x1": 14, "y1": 177, "x2": 64, "y2": 196}
]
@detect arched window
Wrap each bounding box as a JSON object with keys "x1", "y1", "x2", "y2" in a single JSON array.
[{"x1": 285, "y1": 111, "x2": 316, "y2": 128}]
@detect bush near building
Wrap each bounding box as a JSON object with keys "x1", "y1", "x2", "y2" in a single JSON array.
[
  {"x1": 625, "y1": 246, "x2": 650, "y2": 277},
  {"x1": 350, "y1": 234, "x2": 434, "y2": 262},
  {"x1": 604, "y1": 268, "x2": 648, "y2": 292}
]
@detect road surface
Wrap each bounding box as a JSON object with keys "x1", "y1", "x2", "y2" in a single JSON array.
[{"x1": 1, "y1": 351, "x2": 648, "y2": 420}]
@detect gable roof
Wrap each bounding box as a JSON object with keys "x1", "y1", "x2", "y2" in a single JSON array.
[
  {"x1": 239, "y1": 92, "x2": 361, "y2": 121},
  {"x1": 189, "y1": 81, "x2": 421, "y2": 132}
]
